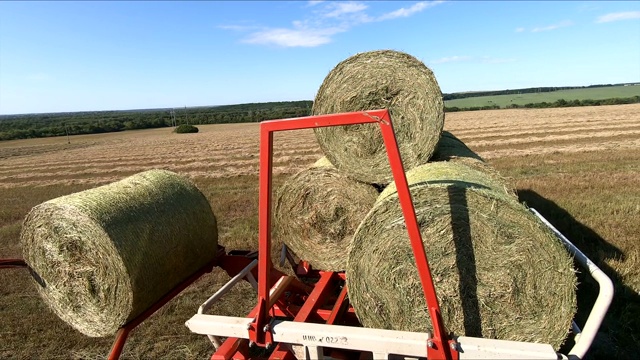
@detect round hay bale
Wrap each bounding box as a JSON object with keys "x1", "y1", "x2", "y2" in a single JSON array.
[
  {"x1": 431, "y1": 131, "x2": 484, "y2": 162},
  {"x1": 274, "y1": 165, "x2": 378, "y2": 271},
  {"x1": 21, "y1": 169, "x2": 218, "y2": 337},
  {"x1": 347, "y1": 162, "x2": 576, "y2": 348},
  {"x1": 430, "y1": 131, "x2": 516, "y2": 198},
  {"x1": 313, "y1": 50, "x2": 445, "y2": 184}
]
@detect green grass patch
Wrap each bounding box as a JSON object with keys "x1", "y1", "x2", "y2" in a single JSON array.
[{"x1": 445, "y1": 85, "x2": 640, "y2": 108}]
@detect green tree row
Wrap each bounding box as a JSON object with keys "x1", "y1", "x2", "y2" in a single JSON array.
[
  {"x1": 442, "y1": 83, "x2": 624, "y2": 101},
  {"x1": 0, "y1": 101, "x2": 313, "y2": 141},
  {"x1": 445, "y1": 96, "x2": 640, "y2": 112}
]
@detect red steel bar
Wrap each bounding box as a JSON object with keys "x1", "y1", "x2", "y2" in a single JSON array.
[
  {"x1": 251, "y1": 109, "x2": 454, "y2": 359},
  {"x1": 379, "y1": 116, "x2": 455, "y2": 360},
  {"x1": 253, "y1": 110, "x2": 388, "y2": 346},
  {"x1": 108, "y1": 256, "x2": 219, "y2": 360},
  {"x1": 269, "y1": 271, "x2": 338, "y2": 359},
  {"x1": 326, "y1": 283, "x2": 349, "y2": 325}
]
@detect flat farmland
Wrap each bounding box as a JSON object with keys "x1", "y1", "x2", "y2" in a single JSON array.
[{"x1": 1, "y1": 104, "x2": 639, "y2": 359}]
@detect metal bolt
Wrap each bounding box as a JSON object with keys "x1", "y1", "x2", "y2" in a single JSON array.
[
  {"x1": 450, "y1": 342, "x2": 457, "y2": 350},
  {"x1": 266, "y1": 342, "x2": 272, "y2": 350},
  {"x1": 248, "y1": 341, "x2": 255, "y2": 347},
  {"x1": 263, "y1": 324, "x2": 270, "y2": 332},
  {"x1": 246, "y1": 323, "x2": 252, "y2": 330},
  {"x1": 427, "y1": 340, "x2": 434, "y2": 348}
]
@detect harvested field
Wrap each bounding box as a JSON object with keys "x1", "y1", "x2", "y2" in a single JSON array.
[{"x1": 1, "y1": 104, "x2": 639, "y2": 359}]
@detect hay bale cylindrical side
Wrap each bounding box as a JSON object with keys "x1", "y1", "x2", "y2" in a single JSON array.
[
  {"x1": 274, "y1": 164, "x2": 378, "y2": 271},
  {"x1": 21, "y1": 169, "x2": 218, "y2": 337},
  {"x1": 430, "y1": 131, "x2": 517, "y2": 198},
  {"x1": 313, "y1": 50, "x2": 445, "y2": 184},
  {"x1": 431, "y1": 131, "x2": 484, "y2": 162},
  {"x1": 347, "y1": 162, "x2": 576, "y2": 349}
]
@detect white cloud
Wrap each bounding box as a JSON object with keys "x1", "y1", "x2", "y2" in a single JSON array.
[
  {"x1": 596, "y1": 11, "x2": 640, "y2": 23},
  {"x1": 323, "y1": 2, "x2": 368, "y2": 18},
  {"x1": 515, "y1": 27, "x2": 525, "y2": 33},
  {"x1": 243, "y1": 26, "x2": 346, "y2": 47},
  {"x1": 531, "y1": 20, "x2": 574, "y2": 32},
  {"x1": 378, "y1": 1, "x2": 444, "y2": 21},
  {"x1": 431, "y1": 55, "x2": 472, "y2": 64},
  {"x1": 224, "y1": 1, "x2": 443, "y2": 48}
]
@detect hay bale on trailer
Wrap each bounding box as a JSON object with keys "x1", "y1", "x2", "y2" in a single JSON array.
[
  {"x1": 431, "y1": 131, "x2": 517, "y2": 197},
  {"x1": 274, "y1": 161, "x2": 378, "y2": 271},
  {"x1": 21, "y1": 170, "x2": 218, "y2": 337},
  {"x1": 346, "y1": 162, "x2": 576, "y2": 349},
  {"x1": 431, "y1": 131, "x2": 484, "y2": 162},
  {"x1": 313, "y1": 50, "x2": 445, "y2": 185}
]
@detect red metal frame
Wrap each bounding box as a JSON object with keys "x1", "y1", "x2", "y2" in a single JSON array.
[
  {"x1": 3, "y1": 109, "x2": 458, "y2": 360},
  {"x1": 251, "y1": 110, "x2": 456, "y2": 359}
]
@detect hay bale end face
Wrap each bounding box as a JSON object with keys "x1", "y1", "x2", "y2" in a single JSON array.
[
  {"x1": 21, "y1": 170, "x2": 218, "y2": 337},
  {"x1": 347, "y1": 162, "x2": 576, "y2": 348},
  {"x1": 274, "y1": 165, "x2": 378, "y2": 271},
  {"x1": 313, "y1": 50, "x2": 445, "y2": 184}
]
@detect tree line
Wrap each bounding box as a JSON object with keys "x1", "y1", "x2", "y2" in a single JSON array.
[
  {"x1": 1, "y1": 95, "x2": 639, "y2": 141},
  {"x1": 0, "y1": 101, "x2": 313, "y2": 141},
  {"x1": 443, "y1": 83, "x2": 626, "y2": 101}
]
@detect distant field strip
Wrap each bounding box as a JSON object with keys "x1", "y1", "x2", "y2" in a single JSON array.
[
  {"x1": 445, "y1": 85, "x2": 640, "y2": 108},
  {"x1": 0, "y1": 104, "x2": 638, "y2": 189}
]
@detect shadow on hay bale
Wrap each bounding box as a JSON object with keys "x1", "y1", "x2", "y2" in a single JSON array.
[
  {"x1": 313, "y1": 50, "x2": 445, "y2": 185},
  {"x1": 430, "y1": 131, "x2": 516, "y2": 197},
  {"x1": 347, "y1": 162, "x2": 577, "y2": 349},
  {"x1": 274, "y1": 158, "x2": 378, "y2": 271},
  {"x1": 20, "y1": 169, "x2": 218, "y2": 337}
]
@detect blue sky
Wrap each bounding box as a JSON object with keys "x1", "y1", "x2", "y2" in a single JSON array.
[{"x1": 1, "y1": 1, "x2": 639, "y2": 115}]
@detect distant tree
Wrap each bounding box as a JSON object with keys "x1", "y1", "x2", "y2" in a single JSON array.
[{"x1": 174, "y1": 124, "x2": 199, "y2": 133}]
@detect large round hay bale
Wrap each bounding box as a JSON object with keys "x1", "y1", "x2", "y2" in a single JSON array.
[
  {"x1": 274, "y1": 165, "x2": 378, "y2": 271},
  {"x1": 347, "y1": 162, "x2": 576, "y2": 348},
  {"x1": 430, "y1": 131, "x2": 516, "y2": 197},
  {"x1": 313, "y1": 50, "x2": 445, "y2": 184},
  {"x1": 431, "y1": 131, "x2": 484, "y2": 162},
  {"x1": 21, "y1": 170, "x2": 218, "y2": 337}
]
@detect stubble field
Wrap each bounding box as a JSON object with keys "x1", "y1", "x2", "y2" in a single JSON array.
[{"x1": 1, "y1": 104, "x2": 639, "y2": 359}]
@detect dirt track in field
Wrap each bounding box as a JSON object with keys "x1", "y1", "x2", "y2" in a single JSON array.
[{"x1": 1, "y1": 104, "x2": 639, "y2": 189}]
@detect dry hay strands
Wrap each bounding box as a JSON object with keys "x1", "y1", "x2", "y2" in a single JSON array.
[
  {"x1": 313, "y1": 50, "x2": 445, "y2": 185},
  {"x1": 430, "y1": 131, "x2": 516, "y2": 197},
  {"x1": 274, "y1": 164, "x2": 378, "y2": 271},
  {"x1": 313, "y1": 156, "x2": 335, "y2": 168},
  {"x1": 431, "y1": 131, "x2": 484, "y2": 162},
  {"x1": 347, "y1": 162, "x2": 576, "y2": 349},
  {"x1": 21, "y1": 169, "x2": 218, "y2": 337}
]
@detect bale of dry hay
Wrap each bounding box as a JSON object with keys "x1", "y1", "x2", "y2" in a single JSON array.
[
  {"x1": 313, "y1": 156, "x2": 335, "y2": 168},
  {"x1": 431, "y1": 131, "x2": 517, "y2": 197},
  {"x1": 274, "y1": 164, "x2": 378, "y2": 271},
  {"x1": 313, "y1": 50, "x2": 445, "y2": 184},
  {"x1": 347, "y1": 162, "x2": 576, "y2": 349},
  {"x1": 431, "y1": 131, "x2": 484, "y2": 162},
  {"x1": 21, "y1": 170, "x2": 218, "y2": 337}
]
